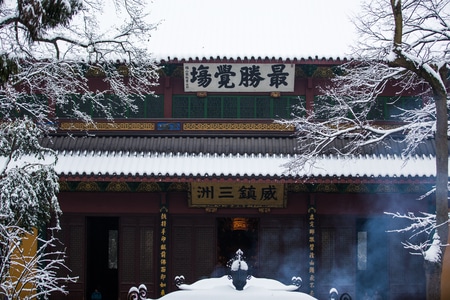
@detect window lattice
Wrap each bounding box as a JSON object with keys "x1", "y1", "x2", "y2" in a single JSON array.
[
  {"x1": 321, "y1": 228, "x2": 335, "y2": 271},
  {"x1": 56, "y1": 94, "x2": 164, "y2": 118},
  {"x1": 172, "y1": 227, "x2": 193, "y2": 280},
  {"x1": 69, "y1": 225, "x2": 84, "y2": 278},
  {"x1": 140, "y1": 227, "x2": 154, "y2": 281},
  {"x1": 259, "y1": 227, "x2": 281, "y2": 277},
  {"x1": 194, "y1": 227, "x2": 214, "y2": 279},
  {"x1": 314, "y1": 96, "x2": 422, "y2": 121},
  {"x1": 172, "y1": 95, "x2": 303, "y2": 119},
  {"x1": 122, "y1": 227, "x2": 136, "y2": 282}
]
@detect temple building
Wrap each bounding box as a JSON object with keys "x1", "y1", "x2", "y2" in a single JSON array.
[{"x1": 46, "y1": 57, "x2": 445, "y2": 300}]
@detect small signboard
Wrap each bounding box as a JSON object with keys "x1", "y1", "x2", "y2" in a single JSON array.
[
  {"x1": 184, "y1": 63, "x2": 295, "y2": 92},
  {"x1": 189, "y1": 182, "x2": 286, "y2": 208}
]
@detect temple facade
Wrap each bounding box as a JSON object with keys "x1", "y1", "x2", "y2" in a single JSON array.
[{"x1": 47, "y1": 57, "x2": 443, "y2": 300}]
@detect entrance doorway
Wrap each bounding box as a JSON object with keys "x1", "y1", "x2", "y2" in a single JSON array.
[
  {"x1": 86, "y1": 217, "x2": 119, "y2": 300},
  {"x1": 216, "y1": 218, "x2": 259, "y2": 276}
]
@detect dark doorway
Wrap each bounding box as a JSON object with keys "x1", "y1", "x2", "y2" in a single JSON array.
[
  {"x1": 356, "y1": 218, "x2": 389, "y2": 300},
  {"x1": 86, "y1": 217, "x2": 119, "y2": 300},
  {"x1": 216, "y1": 218, "x2": 259, "y2": 277}
]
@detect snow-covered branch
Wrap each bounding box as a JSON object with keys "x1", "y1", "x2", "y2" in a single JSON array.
[
  {"x1": 385, "y1": 211, "x2": 449, "y2": 263},
  {"x1": 0, "y1": 118, "x2": 60, "y2": 230},
  {"x1": 0, "y1": 0, "x2": 160, "y2": 298},
  {"x1": 278, "y1": 0, "x2": 449, "y2": 177},
  {"x1": 0, "y1": 222, "x2": 77, "y2": 299},
  {"x1": 279, "y1": 0, "x2": 449, "y2": 297},
  {"x1": 276, "y1": 60, "x2": 434, "y2": 174},
  {"x1": 0, "y1": 0, "x2": 160, "y2": 126}
]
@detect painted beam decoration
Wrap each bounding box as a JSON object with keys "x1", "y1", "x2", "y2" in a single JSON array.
[
  {"x1": 189, "y1": 183, "x2": 286, "y2": 208},
  {"x1": 184, "y1": 63, "x2": 295, "y2": 92}
]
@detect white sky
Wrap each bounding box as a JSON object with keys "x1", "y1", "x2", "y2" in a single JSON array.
[{"x1": 146, "y1": 0, "x2": 363, "y2": 61}]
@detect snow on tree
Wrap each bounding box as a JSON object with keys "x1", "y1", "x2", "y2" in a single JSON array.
[
  {"x1": 385, "y1": 212, "x2": 443, "y2": 262},
  {"x1": 0, "y1": 0, "x2": 159, "y2": 297},
  {"x1": 0, "y1": 118, "x2": 67, "y2": 299},
  {"x1": 0, "y1": 118, "x2": 60, "y2": 230},
  {"x1": 278, "y1": 0, "x2": 449, "y2": 299},
  {"x1": 0, "y1": 220, "x2": 77, "y2": 300},
  {"x1": 0, "y1": 0, "x2": 159, "y2": 124}
]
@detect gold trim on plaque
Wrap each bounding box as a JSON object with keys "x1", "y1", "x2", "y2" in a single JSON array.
[{"x1": 189, "y1": 182, "x2": 286, "y2": 208}]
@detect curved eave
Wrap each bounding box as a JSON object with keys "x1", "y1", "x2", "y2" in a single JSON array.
[
  {"x1": 158, "y1": 56, "x2": 350, "y2": 65},
  {"x1": 57, "y1": 173, "x2": 437, "y2": 185}
]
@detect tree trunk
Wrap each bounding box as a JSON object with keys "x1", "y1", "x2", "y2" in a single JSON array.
[
  {"x1": 425, "y1": 260, "x2": 442, "y2": 300},
  {"x1": 389, "y1": 3, "x2": 449, "y2": 297},
  {"x1": 432, "y1": 89, "x2": 449, "y2": 300}
]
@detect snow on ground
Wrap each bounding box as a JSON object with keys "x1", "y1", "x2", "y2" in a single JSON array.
[{"x1": 156, "y1": 276, "x2": 317, "y2": 300}]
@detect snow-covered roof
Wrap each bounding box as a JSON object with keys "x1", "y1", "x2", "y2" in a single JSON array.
[
  {"x1": 50, "y1": 149, "x2": 435, "y2": 180},
  {"x1": 146, "y1": 0, "x2": 359, "y2": 62},
  {"x1": 29, "y1": 135, "x2": 441, "y2": 182}
]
